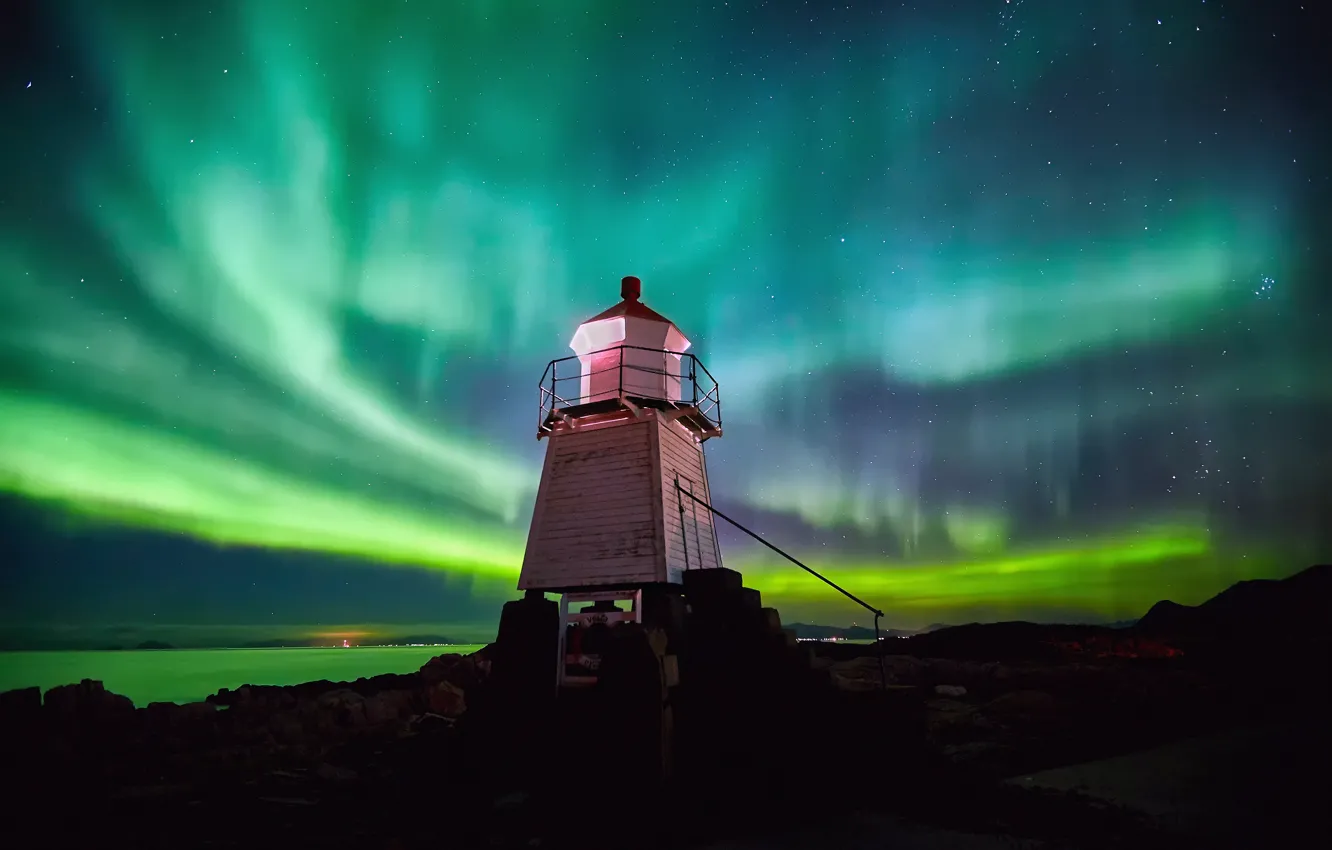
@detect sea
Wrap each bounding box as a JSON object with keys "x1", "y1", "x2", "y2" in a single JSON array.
[{"x1": 0, "y1": 645, "x2": 487, "y2": 707}]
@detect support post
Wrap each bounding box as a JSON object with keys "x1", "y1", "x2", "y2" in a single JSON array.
[
  {"x1": 688, "y1": 479, "x2": 704, "y2": 571},
  {"x1": 556, "y1": 594, "x2": 570, "y2": 688},
  {"x1": 874, "y1": 611, "x2": 886, "y2": 690},
  {"x1": 676, "y1": 474, "x2": 691, "y2": 571}
]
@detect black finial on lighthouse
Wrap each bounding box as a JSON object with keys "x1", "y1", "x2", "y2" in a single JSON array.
[{"x1": 621, "y1": 275, "x2": 642, "y2": 302}]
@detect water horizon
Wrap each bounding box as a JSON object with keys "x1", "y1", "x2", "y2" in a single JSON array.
[{"x1": 0, "y1": 645, "x2": 487, "y2": 707}]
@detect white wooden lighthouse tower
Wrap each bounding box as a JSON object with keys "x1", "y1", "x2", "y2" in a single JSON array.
[
  {"x1": 485, "y1": 286, "x2": 882, "y2": 791},
  {"x1": 519, "y1": 276, "x2": 724, "y2": 683},
  {"x1": 488, "y1": 282, "x2": 876, "y2": 788},
  {"x1": 522, "y1": 275, "x2": 724, "y2": 589}
]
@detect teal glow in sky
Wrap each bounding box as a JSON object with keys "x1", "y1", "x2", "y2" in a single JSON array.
[{"x1": 0, "y1": 0, "x2": 1327, "y2": 640}]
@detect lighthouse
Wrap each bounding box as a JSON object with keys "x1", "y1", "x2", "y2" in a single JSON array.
[
  {"x1": 481, "y1": 277, "x2": 887, "y2": 796},
  {"x1": 515, "y1": 276, "x2": 724, "y2": 684},
  {"x1": 523, "y1": 275, "x2": 723, "y2": 588}
]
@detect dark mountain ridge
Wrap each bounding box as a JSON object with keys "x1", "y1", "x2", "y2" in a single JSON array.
[
  {"x1": 820, "y1": 564, "x2": 1332, "y2": 664},
  {"x1": 1136, "y1": 563, "x2": 1331, "y2": 643}
]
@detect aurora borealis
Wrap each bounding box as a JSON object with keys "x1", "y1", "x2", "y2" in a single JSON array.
[{"x1": 1, "y1": 0, "x2": 1328, "y2": 645}]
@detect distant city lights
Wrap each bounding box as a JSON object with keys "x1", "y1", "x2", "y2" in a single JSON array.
[{"x1": 328, "y1": 642, "x2": 472, "y2": 649}]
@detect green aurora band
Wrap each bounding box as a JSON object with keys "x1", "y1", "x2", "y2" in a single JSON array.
[{"x1": 1, "y1": 0, "x2": 1325, "y2": 629}]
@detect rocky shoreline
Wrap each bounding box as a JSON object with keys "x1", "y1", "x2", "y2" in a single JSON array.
[
  {"x1": 0, "y1": 640, "x2": 1318, "y2": 849},
  {"x1": 1, "y1": 650, "x2": 484, "y2": 787},
  {"x1": 2, "y1": 566, "x2": 1328, "y2": 848}
]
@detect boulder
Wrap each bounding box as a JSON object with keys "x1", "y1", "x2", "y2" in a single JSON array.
[
  {"x1": 139, "y1": 700, "x2": 221, "y2": 752},
  {"x1": 363, "y1": 689, "x2": 418, "y2": 725},
  {"x1": 427, "y1": 681, "x2": 466, "y2": 717},
  {"x1": 986, "y1": 690, "x2": 1058, "y2": 719},
  {"x1": 828, "y1": 654, "x2": 933, "y2": 690},
  {"x1": 884, "y1": 655, "x2": 928, "y2": 683},
  {"x1": 0, "y1": 686, "x2": 42, "y2": 727},
  {"x1": 267, "y1": 711, "x2": 305, "y2": 745},
  {"x1": 312, "y1": 689, "x2": 368, "y2": 728},
  {"x1": 827, "y1": 656, "x2": 885, "y2": 692},
  {"x1": 43, "y1": 679, "x2": 135, "y2": 727},
  {"x1": 419, "y1": 652, "x2": 486, "y2": 691},
  {"x1": 314, "y1": 762, "x2": 358, "y2": 782},
  {"x1": 942, "y1": 740, "x2": 1017, "y2": 763},
  {"x1": 925, "y1": 699, "x2": 994, "y2": 741},
  {"x1": 142, "y1": 700, "x2": 217, "y2": 735}
]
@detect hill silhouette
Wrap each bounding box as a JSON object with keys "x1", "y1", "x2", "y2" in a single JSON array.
[
  {"x1": 1136, "y1": 563, "x2": 1331, "y2": 647},
  {"x1": 841, "y1": 564, "x2": 1332, "y2": 664}
]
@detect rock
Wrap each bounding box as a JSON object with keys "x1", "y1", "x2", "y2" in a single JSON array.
[
  {"x1": 412, "y1": 712, "x2": 457, "y2": 733},
  {"x1": 363, "y1": 689, "x2": 417, "y2": 724},
  {"x1": 0, "y1": 687, "x2": 44, "y2": 757},
  {"x1": 182, "y1": 700, "x2": 218, "y2": 718},
  {"x1": 927, "y1": 698, "x2": 978, "y2": 722},
  {"x1": 828, "y1": 654, "x2": 939, "y2": 690},
  {"x1": 920, "y1": 658, "x2": 980, "y2": 688},
  {"x1": 314, "y1": 762, "x2": 358, "y2": 782},
  {"x1": 986, "y1": 690, "x2": 1058, "y2": 718},
  {"x1": 884, "y1": 655, "x2": 927, "y2": 683},
  {"x1": 142, "y1": 700, "x2": 218, "y2": 746},
  {"x1": 268, "y1": 711, "x2": 305, "y2": 745},
  {"x1": 827, "y1": 656, "x2": 885, "y2": 691},
  {"x1": 472, "y1": 648, "x2": 493, "y2": 678},
  {"x1": 926, "y1": 699, "x2": 993, "y2": 741},
  {"x1": 0, "y1": 686, "x2": 42, "y2": 726},
  {"x1": 313, "y1": 689, "x2": 367, "y2": 727},
  {"x1": 111, "y1": 783, "x2": 189, "y2": 800},
  {"x1": 351, "y1": 672, "x2": 419, "y2": 694},
  {"x1": 427, "y1": 681, "x2": 466, "y2": 717},
  {"x1": 43, "y1": 679, "x2": 135, "y2": 726},
  {"x1": 935, "y1": 685, "x2": 968, "y2": 697},
  {"x1": 220, "y1": 685, "x2": 255, "y2": 709},
  {"x1": 419, "y1": 652, "x2": 485, "y2": 691},
  {"x1": 942, "y1": 740, "x2": 1016, "y2": 763},
  {"x1": 145, "y1": 700, "x2": 217, "y2": 721}
]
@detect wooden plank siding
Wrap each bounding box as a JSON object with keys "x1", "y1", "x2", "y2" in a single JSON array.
[
  {"x1": 519, "y1": 419, "x2": 666, "y2": 589},
  {"x1": 656, "y1": 417, "x2": 721, "y2": 581},
  {"x1": 518, "y1": 411, "x2": 724, "y2": 591}
]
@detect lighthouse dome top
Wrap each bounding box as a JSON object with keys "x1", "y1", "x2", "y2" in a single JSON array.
[
  {"x1": 538, "y1": 275, "x2": 721, "y2": 442},
  {"x1": 569, "y1": 276, "x2": 690, "y2": 357}
]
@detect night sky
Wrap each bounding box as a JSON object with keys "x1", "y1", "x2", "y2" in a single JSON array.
[{"x1": 1, "y1": 0, "x2": 1328, "y2": 648}]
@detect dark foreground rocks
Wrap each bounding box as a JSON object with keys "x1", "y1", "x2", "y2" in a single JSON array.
[
  {"x1": 2, "y1": 651, "x2": 486, "y2": 781},
  {"x1": 0, "y1": 566, "x2": 1327, "y2": 849},
  {"x1": 0, "y1": 654, "x2": 483, "y2": 838},
  {"x1": 822, "y1": 650, "x2": 1227, "y2": 778},
  {"x1": 1, "y1": 639, "x2": 1326, "y2": 850}
]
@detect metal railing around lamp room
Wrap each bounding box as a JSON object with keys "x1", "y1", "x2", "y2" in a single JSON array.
[{"x1": 536, "y1": 344, "x2": 721, "y2": 435}]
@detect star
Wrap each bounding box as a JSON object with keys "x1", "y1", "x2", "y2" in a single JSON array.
[{"x1": 0, "y1": 0, "x2": 1321, "y2": 642}]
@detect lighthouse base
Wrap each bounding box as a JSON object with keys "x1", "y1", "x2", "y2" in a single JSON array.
[
  {"x1": 471, "y1": 569, "x2": 927, "y2": 838},
  {"x1": 484, "y1": 567, "x2": 828, "y2": 786}
]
